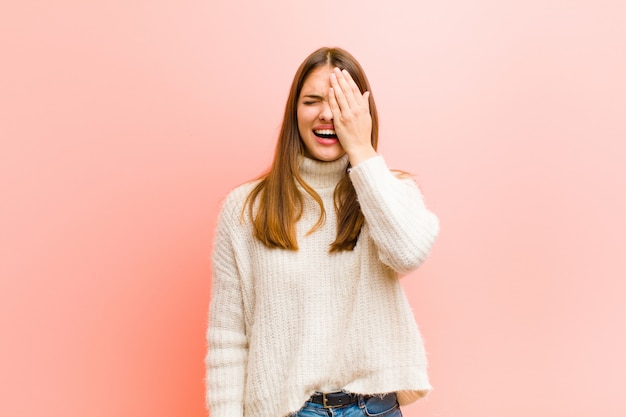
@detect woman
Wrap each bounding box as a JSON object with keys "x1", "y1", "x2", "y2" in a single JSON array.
[{"x1": 206, "y1": 47, "x2": 439, "y2": 417}]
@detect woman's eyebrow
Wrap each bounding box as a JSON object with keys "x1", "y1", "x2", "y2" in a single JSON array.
[{"x1": 301, "y1": 93, "x2": 326, "y2": 100}]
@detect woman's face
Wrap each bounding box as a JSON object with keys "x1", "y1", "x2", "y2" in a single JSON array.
[{"x1": 297, "y1": 66, "x2": 345, "y2": 162}]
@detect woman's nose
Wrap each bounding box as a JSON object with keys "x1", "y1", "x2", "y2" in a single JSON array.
[{"x1": 319, "y1": 102, "x2": 333, "y2": 121}]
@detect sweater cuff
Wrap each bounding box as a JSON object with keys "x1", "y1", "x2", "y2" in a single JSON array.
[{"x1": 348, "y1": 155, "x2": 397, "y2": 190}]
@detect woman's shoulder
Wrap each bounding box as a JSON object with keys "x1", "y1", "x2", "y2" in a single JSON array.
[
  {"x1": 226, "y1": 178, "x2": 264, "y2": 203},
  {"x1": 216, "y1": 179, "x2": 262, "y2": 222}
]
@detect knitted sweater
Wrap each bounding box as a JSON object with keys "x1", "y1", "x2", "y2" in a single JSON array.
[{"x1": 206, "y1": 155, "x2": 439, "y2": 417}]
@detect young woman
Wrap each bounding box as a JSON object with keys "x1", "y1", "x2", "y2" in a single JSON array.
[{"x1": 206, "y1": 47, "x2": 439, "y2": 417}]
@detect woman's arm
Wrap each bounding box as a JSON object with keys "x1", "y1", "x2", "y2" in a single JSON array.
[
  {"x1": 328, "y1": 67, "x2": 439, "y2": 273},
  {"x1": 349, "y1": 156, "x2": 440, "y2": 274},
  {"x1": 206, "y1": 203, "x2": 248, "y2": 417}
]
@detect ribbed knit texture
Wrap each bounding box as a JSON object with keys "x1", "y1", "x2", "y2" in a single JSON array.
[{"x1": 206, "y1": 155, "x2": 439, "y2": 417}]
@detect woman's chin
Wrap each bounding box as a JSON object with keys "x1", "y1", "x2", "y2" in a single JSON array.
[{"x1": 303, "y1": 145, "x2": 345, "y2": 162}]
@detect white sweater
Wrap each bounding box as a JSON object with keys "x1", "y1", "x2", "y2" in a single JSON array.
[{"x1": 206, "y1": 155, "x2": 439, "y2": 417}]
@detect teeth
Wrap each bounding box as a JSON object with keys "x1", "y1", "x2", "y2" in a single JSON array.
[{"x1": 314, "y1": 129, "x2": 336, "y2": 135}]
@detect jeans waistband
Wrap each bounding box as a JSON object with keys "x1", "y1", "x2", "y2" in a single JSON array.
[{"x1": 308, "y1": 391, "x2": 364, "y2": 408}]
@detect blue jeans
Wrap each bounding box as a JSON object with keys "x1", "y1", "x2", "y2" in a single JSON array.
[{"x1": 294, "y1": 393, "x2": 402, "y2": 417}]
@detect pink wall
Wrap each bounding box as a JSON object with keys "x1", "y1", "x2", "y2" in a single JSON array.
[{"x1": 2, "y1": 1, "x2": 625, "y2": 416}]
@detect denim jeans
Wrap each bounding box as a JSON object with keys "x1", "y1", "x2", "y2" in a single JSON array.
[{"x1": 294, "y1": 392, "x2": 402, "y2": 417}]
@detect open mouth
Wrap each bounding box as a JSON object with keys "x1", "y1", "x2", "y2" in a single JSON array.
[{"x1": 314, "y1": 129, "x2": 337, "y2": 139}]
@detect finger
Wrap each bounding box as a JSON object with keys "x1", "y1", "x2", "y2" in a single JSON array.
[
  {"x1": 340, "y1": 69, "x2": 365, "y2": 105},
  {"x1": 328, "y1": 87, "x2": 341, "y2": 119},
  {"x1": 333, "y1": 68, "x2": 359, "y2": 109},
  {"x1": 330, "y1": 71, "x2": 351, "y2": 112}
]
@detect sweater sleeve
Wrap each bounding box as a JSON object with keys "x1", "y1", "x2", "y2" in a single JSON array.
[
  {"x1": 205, "y1": 200, "x2": 248, "y2": 417},
  {"x1": 349, "y1": 155, "x2": 440, "y2": 274}
]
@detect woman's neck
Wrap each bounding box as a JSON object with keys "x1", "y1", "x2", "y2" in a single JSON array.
[{"x1": 298, "y1": 154, "x2": 349, "y2": 189}]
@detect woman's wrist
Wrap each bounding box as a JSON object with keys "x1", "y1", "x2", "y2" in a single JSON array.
[{"x1": 346, "y1": 145, "x2": 377, "y2": 167}]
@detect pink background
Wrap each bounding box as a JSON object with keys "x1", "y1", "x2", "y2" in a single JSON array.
[{"x1": 2, "y1": 1, "x2": 625, "y2": 416}]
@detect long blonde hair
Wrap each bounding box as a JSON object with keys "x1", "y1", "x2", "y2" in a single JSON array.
[{"x1": 245, "y1": 47, "x2": 379, "y2": 252}]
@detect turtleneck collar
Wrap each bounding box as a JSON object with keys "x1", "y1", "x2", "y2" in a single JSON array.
[{"x1": 298, "y1": 154, "x2": 349, "y2": 189}]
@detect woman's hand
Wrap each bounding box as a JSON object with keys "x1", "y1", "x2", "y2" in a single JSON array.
[{"x1": 329, "y1": 67, "x2": 377, "y2": 166}]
